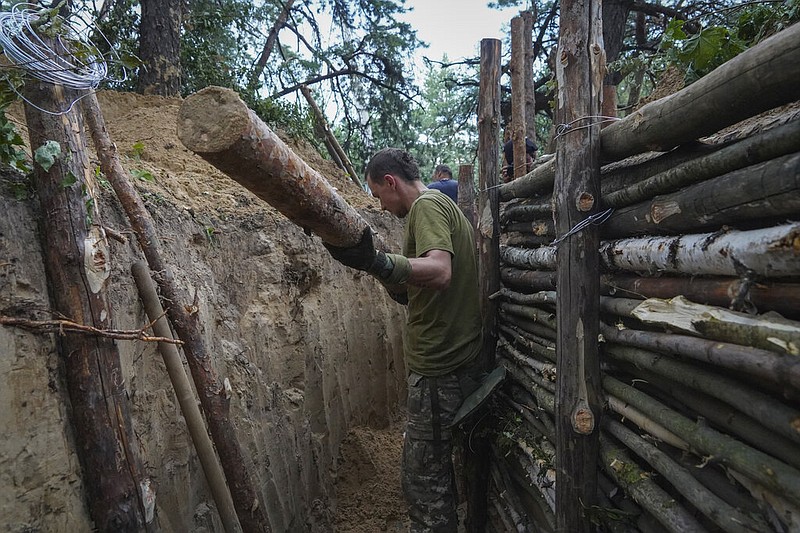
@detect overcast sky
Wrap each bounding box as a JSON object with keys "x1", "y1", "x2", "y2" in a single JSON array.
[{"x1": 397, "y1": 0, "x2": 522, "y2": 64}]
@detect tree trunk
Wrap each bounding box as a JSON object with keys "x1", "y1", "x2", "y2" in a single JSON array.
[
  {"x1": 605, "y1": 344, "x2": 800, "y2": 446},
  {"x1": 599, "y1": 273, "x2": 800, "y2": 319},
  {"x1": 604, "y1": 420, "x2": 767, "y2": 533},
  {"x1": 600, "y1": 222, "x2": 800, "y2": 278},
  {"x1": 24, "y1": 81, "x2": 152, "y2": 532},
  {"x1": 470, "y1": 37, "x2": 503, "y2": 533},
  {"x1": 500, "y1": 158, "x2": 555, "y2": 201},
  {"x1": 603, "y1": 151, "x2": 800, "y2": 238},
  {"x1": 137, "y1": 0, "x2": 181, "y2": 96},
  {"x1": 457, "y1": 164, "x2": 476, "y2": 229},
  {"x1": 248, "y1": 0, "x2": 296, "y2": 93},
  {"x1": 603, "y1": 375, "x2": 800, "y2": 507},
  {"x1": 522, "y1": 10, "x2": 537, "y2": 144},
  {"x1": 603, "y1": 119, "x2": 800, "y2": 208},
  {"x1": 177, "y1": 86, "x2": 370, "y2": 248},
  {"x1": 82, "y1": 93, "x2": 271, "y2": 532},
  {"x1": 501, "y1": 245, "x2": 556, "y2": 270},
  {"x1": 299, "y1": 85, "x2": 362, "y2": 188},
  {"x1": 553, "y1": 6, "x2": 604, "y2": 528},
  {"x1": 600, "y1": 23, "x2": 800, "y2": 162},
  {"x1": 511, "y1": 16, "x2": 527, "y2": 180},
  {"x1": 500, "y1": 267, "x2": 557, "y2": 292}
]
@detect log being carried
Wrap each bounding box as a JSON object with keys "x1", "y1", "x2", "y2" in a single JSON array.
[{"x1": 177, "y1": 85, "x2": 370, "y2": 248}]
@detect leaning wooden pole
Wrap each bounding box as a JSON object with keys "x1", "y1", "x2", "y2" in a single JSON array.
[
  {"x1": 553, "y1": 0, "x2": 604, "y2": 529},
  {"x1": 177, "y1": 86, "x2": 370, "y2": 248},
  {"x1": 299, "y1": 85, "x2": 362, "y2": 188},
  {"x1": 24, "y1": 82, "x2": 152, "y2": 532},
  {"x1": 131, "y1": 262, "x2": 242, "y2": 533},
  {"x1": 81, "y1": 93, "x2": 271, "y2": 533},
  {"x1": 472, "y1": 37, "x2": 503, "y2": 533}
]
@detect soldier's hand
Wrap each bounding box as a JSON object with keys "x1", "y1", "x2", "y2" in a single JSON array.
[{"x1": 323, "y1": 226, "x2": 378, "y2": 272}]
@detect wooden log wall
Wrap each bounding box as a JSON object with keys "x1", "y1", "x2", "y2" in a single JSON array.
[{"x1": 488, "y1": 22, "x2": 800, "y2": 533}]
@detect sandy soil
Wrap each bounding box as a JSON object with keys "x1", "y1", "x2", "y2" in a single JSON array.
[{"x1": 1, "y1": 90, "x2": 409, "y2": 532}]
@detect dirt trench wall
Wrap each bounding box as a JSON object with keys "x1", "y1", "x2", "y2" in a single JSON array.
[{"x1": 0, "y1": 91, "x2": 407, "y2": 532}]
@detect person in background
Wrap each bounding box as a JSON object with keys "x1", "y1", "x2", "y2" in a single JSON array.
[
  {"x1": 502, "y1": 137, "x2": 537, "y2": 183},
  {"x1": 324, "y1": 148, "x2": 484, "y2": 532},
  {"x1": 427, "y1": 164, "x2": 458, "y2": 203}
]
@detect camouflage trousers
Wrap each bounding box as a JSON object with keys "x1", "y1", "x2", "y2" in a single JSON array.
[{"x1": 402, "y1": 359, "x2": 484, "y2": 533}]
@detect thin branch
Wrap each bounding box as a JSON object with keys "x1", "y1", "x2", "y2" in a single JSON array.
[{"x1": 0, "y1": 315, "x2": 183, "y2": 345}]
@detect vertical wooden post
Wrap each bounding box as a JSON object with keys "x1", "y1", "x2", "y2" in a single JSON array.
[
  {"x1": 553, "y1": 0, "x2": 604, "y2": 530},
  {"x1": 522, "y1": 10, "x2": 537, "y2": 145},
  {"x1": 471, "y1": 37, "x2": 502, "y2": 533},
  {"x1": 510, "y1": 16, "x2": 527, "y2": 180},
  {"x1": 457, "y1": 164, "x2": 476, "y2": 229},
  {"x1": 24, "y1": 81, "x2": 153, "y2": 532}
]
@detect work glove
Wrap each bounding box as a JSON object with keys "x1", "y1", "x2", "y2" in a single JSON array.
[
  {"x1": 325, "y1": 227, "x2": 411, "y2": 287},
  {"x1": 324, "y1": 226, "x2": 390, "y2": 277}
]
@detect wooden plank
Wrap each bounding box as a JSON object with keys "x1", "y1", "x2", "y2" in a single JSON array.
[{"x1": 553, "y1": 0, "x2": 603, "y2": 528}]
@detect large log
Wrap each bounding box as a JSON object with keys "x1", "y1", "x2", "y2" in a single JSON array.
[
  {"x1": 177, "y1": 86, "x2": 368, "y2": 248},
  {"x1": 500, "y1": 268, "x2": 557, "y2": 292},
  {"x1": 605, "y1": 344, "x2": 800, "y2": 446},
  {"x1": 600, "y1": 223, "x2": 800, "y2": 278},
  {"x1": 603, "y1": 151, "x2": 800, "y2": 238},
  {"x1": 604, "y1": 119, "x2": 800, "y2": 208},
  {"x1": 603, "y1": 420, "x2": 768, "y2": 533},
  {"x1": 82, "y1": 93, "x2": 272, "y2": 532},
  {"x1": 603, "y1": 375, "x2": 800, "y2": 507},
  {"x1": 24, "y1": 82, "x2": 152, "y2": 531},
  {"x1": 470, "y1": 37, "x2": 503, "y2": 533},
  {"x1": 600, "y1": 274, "x2": 800, "y2": 319},
  {"x1": 511, "y1": 15, "x2": 528, "y2": 180},
  {"x1": 553, "y1": 1, "x2": 604, "y2": 528},
  {"x1": 600, "y1": 23, "x2": 800, "y2": 161}
]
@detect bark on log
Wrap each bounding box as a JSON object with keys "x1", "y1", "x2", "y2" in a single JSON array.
[
  {"x1": 605, "y1": 343, "x2": 800, "y2": 446},
  {"x1": 499, "y1": 339, "x2": 557, "y2": 384},
  {"x1": 603, "y1": 375, "x2": 800, "y2": 507},
  {"x1": 470, "y1": 37, "x2": 503, "y2": 533},
  {"x1": 132, "y1": 263, "x2": 242, "y2": 533},
  {"x1": 500, "y1": 267, "x2": 557, "y2": 292},
  {"x1": 633, "y1": 370, "x2": 800, "y2": 471},
  {"x1": 504, "y1": 219, "x2": 555, "y2": 237},
  {"x1": 600, "y1": 274, "x2": 800, "y2": 319},
  {"x1": 603, "y1": 151, "x2": 800, "y2": 238},
  {"x1": 498, "y1": 302, "x2": 557, "y2": 331},
  {"x1": 501, "y1": 200, "x2": 552, "y2": 223},
  {"x1": 599, "y1": 437, "x2": 706, "y2": 532},
  {"x1": 629, "y1": 296, "x2": 800, "y2": 355},
  {"x1": 500, "y1": 311, "x2": 558, "y2": 342},
  {"x1": 553, "y1": 3, "x2": 604, "y2": 527},
  {"x1": 25, "y1": 81, "x2": 152, "y2": 532},
  {"x1": 522, "y1": 10, "x2": 537, "y2": 143},
  {"x1": 82, "y1": 93, "x2": 272, "y2": 532},
  {"x1": 498, "y1": 323, "x2": 557, "y2": 363},
  {"x1": 603, "y1": 119, "x2": 800, "y2": 209},
  {"x1": 499, "y1": 158, "x2": 555, "y2": 202},
  {"x1": 458, "y1": 164, "x2": 477, "y2": 229},
  {"x1": 603, "y1": 419, "x2": 768, "y2": 533},
  {"x1": 511, "y1": 16, "x2": 528, "y2": 180},
  {"x1": 600, "y1": 223, "x2": 800, "y2": 278},
  {"x1": 504, "y1": 233, "x2": 554, "y2": 249},
  {"x1": 500, "y1": 246, "x2": 557, "y2": 270},
  {"x1": 177, "y1": 86, "x2": 369, "y2": 248},
  {"x1": 607, "y1": 396, "x2": 688, "y2": 451},
  {"x1": 600, "y1": 23, "x2": 800, "y2": 162},
  {"x1": 728, "y1": 470, "x2": 800, "y2": 532},
  {"x1": 599, "y1": 320, "x2": 800, "y2": 391}
]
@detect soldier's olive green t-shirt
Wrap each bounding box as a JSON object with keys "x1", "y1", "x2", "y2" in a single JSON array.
[{"x1": 402, "y1": 190, "x2": 482, "y2": 376}]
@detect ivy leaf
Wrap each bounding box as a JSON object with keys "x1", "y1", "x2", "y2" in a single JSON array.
[
  {"x1": 60, "y1": 171, "x2": 78, "y2": 188},
  {"x1": 34, "y1": 140, "x2": 61, "y2": 171},
  {"x1": 678, "y1": 27, "x2": 728, "y2": 71},
  {"x1": 131, "y1": 168, "x2": 155, "y2": 182}
]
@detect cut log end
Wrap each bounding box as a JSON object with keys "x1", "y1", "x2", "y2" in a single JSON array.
[{"x1": 177, "y1": 86, "x2": 252, "y2": 153}]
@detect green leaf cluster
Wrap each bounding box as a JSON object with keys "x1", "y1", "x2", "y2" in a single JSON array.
[{"x1": 0, "y1": 111, "x2": 30, "y2": 173}]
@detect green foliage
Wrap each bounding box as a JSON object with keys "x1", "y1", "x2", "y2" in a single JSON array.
[
  {"x1": 34, "y1": 140, "x2": 61, "y2": 171},
  {"x1": 131, "y1": 141, "x2": 146, "y2": 158},
  {"x1": 661, "y1": 20, "x2": 746, "y2": 82},
  {"x1": 60, "y1": 171, "x2": 78, "y2": 188},
  {"x1": 131, "y1": 168, "x2": 155, "y2": 182},
  {"x1": 250, "y1": 97, "x2": 316, "y2": 144},
  {"x1": 0, "y1": 111, "x2": 30, "y2": 173}
]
